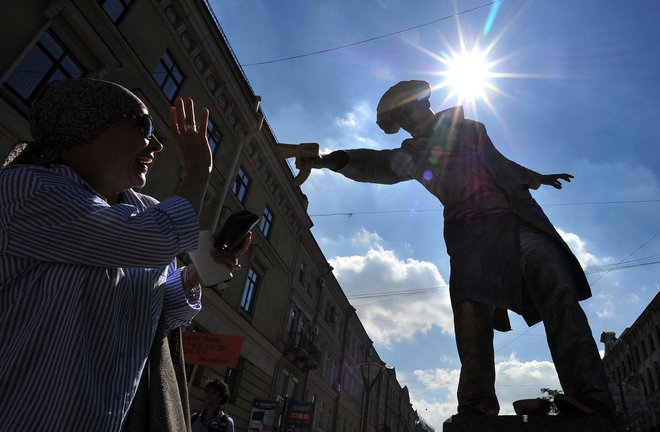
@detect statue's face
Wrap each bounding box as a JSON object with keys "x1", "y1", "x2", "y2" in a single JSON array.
[
  {"x1": 395, "y1": 108, "x2": 414, "y2": 135},
  {"x1": 397, "y1": 101, "x2": 433, "y2": 137}
]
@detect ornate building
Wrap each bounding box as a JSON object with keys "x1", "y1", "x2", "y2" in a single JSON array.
[
  {"x1": 0, "y1": 1, "x2": 434, "y2": 431},
  {"x1": 601, "y1": 292, "x2": 660, "y2": 431}
]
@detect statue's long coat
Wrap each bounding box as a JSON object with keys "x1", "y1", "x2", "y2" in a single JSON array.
[{"x1": 337, "y1": 107, "x2": 590, "y2": 331}]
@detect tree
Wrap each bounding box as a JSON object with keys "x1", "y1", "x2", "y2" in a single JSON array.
[{"x1": 539, "y1": 388, "x2": 563, "y2": 415}]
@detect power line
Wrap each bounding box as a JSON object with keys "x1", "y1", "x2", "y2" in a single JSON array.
[
  {"x1": 589, "y1": 233, "x2": 658, "y2": 286},
  {"x1": 309, "y1": 199, "x2": 660, "y2": 218},
  {"x1": 347, "y1": 286, "x2": 446, "y2": 299},
  {"x1": 403, "y1": 381, "x2": 560, "y2": 390},
  {"x1": 495, "y1": 327, "x2": 535, "y2": 353},
  {"x1": 343, "y1": 236, "x2": 659, "y2": 352},
  {"x1": 585, "y1": 254, "x2": 660, "y2": 274},
  {"x1": 493, "y1": 231, "x2": 658, "y2": 353},
  {"x1": 345, "y1": 253, "x2": 660, "y2": 304},
  {"x1": 240, "y1": 1, "x2": 501, "y2": 66}
]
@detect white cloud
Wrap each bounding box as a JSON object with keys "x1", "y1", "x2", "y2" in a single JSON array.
[
  {"x1": 333, "y1": 103, "x2": 371, "y2": 130},
  {"x1": 569, "y1": 159, "x2": 660, "y2": 201},
  {"x1": 556, "y1": 227, "x2": 612, "y2": 269},
  {"x1": 593, "y1": 292, "x2": 616, "y2": 319},
  {"x1": 351, "y1": 228, "x2": 383, "y2": 248},
  {"x1": 552, "y1": 227, "x2": 630, "y2": 322},
  {"x1": 334, "y1": 112, "x2": 359, "y2": 128},
  {"x1": 329, "y1": 231, "x2": 453, "y2": 348},
  {"x1": 327, "y1": 103, "x2": 385, "y2": 150},
  {"x1": 410, "y1": 354, "x2": 561, "y2": 428}
]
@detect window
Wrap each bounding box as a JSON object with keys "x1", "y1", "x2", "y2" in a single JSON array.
[
  {"x1": 240, "y1": 267, "x2": 259, "y2": 314},
  {"x1": 647, "y1": 370, "x2": 655, "y2": 392},
  {"x1": 279, "y1": 369, "x2": 290, "y2": 398},
  {"x1": 98, "y1": 0, "x2": 133, "y2": 23},
  {"x1": 298, "y1": 263, "x2": 305, "y2": 283},
  {"x1": 324, "y1": 302, "x2": 331, "y2": 322},
  {"x1": 649, "y1": 333, "x2": 656, "y2": 352},
  {"x1": 225, "y1": 362, "x2": 241, "y2": 404},
  {"x1": 642, "y1": 341, "x2": 649, "y2": 359},
  {"x1": 232, "y1": 167, "x2": 250, "y2": 204},
  {"x1": 323, "y1": 351, "x2": 331, "y2": 380},
  {"x1": 5, "y1": 31, "x2": 85, "y2": 103},
  {"x1": 259, "y1": 206, "x2": 273, "y2": 238},
  {"x1": 207, "y1": 117, "x2": 223, "y2": 157},
  {"x1": 287, "y1": 307, "x2": 298, "y2": 335},
  {"x1": 288, "y1": 377, "x2": 299, "y2": 401},
  {"x1": 325, "y1": 305, "x2": 337, "y2": 325},
  {"x1": 152, "y1": 50, "x2": 183, "y2": 102}
]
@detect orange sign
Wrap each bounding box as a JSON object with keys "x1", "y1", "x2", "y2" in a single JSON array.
[{"x1": 182, "y1": 331, "x2": 244, "y2": 367}]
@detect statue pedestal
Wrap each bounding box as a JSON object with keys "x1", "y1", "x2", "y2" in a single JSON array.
[{"x1": 443, "y1": 415, "x2": 616, "y2": 432}]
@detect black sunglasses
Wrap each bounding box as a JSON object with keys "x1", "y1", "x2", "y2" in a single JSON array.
[{"x1": 122, "y1": 114, "x2": 154, "y2": 140}]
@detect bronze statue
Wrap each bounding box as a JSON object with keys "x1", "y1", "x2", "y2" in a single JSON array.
[{"x1": 283, "y1": 80, "x2": 615, "y2": 418}]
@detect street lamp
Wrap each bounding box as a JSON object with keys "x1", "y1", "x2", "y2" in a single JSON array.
[{"x1": 359, "y1": 360, "x2": 385, "y2": 432}]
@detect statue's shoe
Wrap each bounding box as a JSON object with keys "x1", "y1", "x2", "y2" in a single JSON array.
[{"x1": 554, "y1": 394, "x2": 615, "y2": 419}]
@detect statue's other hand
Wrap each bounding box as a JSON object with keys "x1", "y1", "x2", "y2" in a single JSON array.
[{"x1": 541, "y1": 173, "x2": 574, "y2": 189}]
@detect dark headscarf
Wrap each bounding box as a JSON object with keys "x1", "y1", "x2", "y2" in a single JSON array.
[{"x1": 4, "y1": 78, "x2": 147, "y2": 166}]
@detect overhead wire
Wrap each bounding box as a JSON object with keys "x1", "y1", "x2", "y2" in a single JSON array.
[
  {"x1": 585, "y1": 254, "x2": 660, "y2": 274},
  {"x1": 341, "y1": 235, "x2": 659, "y2": 354},
  {"x1": 240, "y1": 0, "x2": 502, "y2": 67},
  {"x1": 493, "y1": 231, "x2": 658, "y2": 353},
  {"x1": 345, "y1": 253, "x2": 660, "y2": 304},
  {"x1": 308, "y1": 198, "x2": 660, "y2": 218},
  {"x1": 588, "y1": 232, "x2": 658, "y2": 286}
]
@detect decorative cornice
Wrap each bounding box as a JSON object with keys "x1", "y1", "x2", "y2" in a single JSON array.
[{"x1": 158, "y1": 0, "x2": 303, "y2": 237}]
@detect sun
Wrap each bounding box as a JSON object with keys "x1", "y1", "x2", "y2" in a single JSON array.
[
  {"x1": 443, "y1": 48, "x2": 493, "y2": 104},
  {"x1": 411, "y1": 39, "x2": 503, "y2": 111},
  {"x1": 406, "y1": 4, "x2": 543, "y2": 119}
]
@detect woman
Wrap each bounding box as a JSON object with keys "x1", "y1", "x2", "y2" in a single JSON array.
[{"x1": 0, "y1": 78, "x2": 246, "y2": 431}]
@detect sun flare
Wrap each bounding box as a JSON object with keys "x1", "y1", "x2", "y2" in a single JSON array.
[
  {"x1": 404, "y1": 2, "x2": 553, "y2": 128},
  {"x1": 444, "y1": 49, "x2": 492, "y2": 103}
]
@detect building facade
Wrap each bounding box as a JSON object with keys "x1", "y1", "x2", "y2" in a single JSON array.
[
  {"x1": 0, "y1": 1, "x2": 434, "y2": 431},
  {"x1": 601, "y1": 292, "x2": 660, "y2": 432}
]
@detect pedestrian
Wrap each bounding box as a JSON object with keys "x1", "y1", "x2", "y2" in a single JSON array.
[
  {"x1": 293, "y1": 80, "x2": 615, "y2": 418},
  {"x1": 0, "y1": 78, "x2": 246, "y2": 431},
  {"x1": 191, "y1": 378, "x2": 235, "y2": 432}
]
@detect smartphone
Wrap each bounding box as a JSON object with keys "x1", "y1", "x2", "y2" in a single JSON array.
[{"x1": 214, "y1": 210, "x2": 260, "y2": 252}]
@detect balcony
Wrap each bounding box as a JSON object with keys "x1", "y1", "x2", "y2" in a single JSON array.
[{"x1": 285, "y1": 332, "x2": 321, "y2": 371}]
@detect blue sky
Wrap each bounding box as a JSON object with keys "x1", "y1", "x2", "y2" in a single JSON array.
[{"x1": 212, "y1": 0, "x2": 660, "y2": 427}]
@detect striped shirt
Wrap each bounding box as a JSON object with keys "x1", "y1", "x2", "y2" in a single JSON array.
[{"x1": 0, "y1": 164, "x2": 201, "y2": 431}]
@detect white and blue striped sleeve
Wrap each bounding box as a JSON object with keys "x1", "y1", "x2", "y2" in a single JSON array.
[
  {"x1": 160, "y1": 263, "x2": 202, "y2": 330},
  {"x1": 0, "y1": 167, "x2": 199, "y2": 268}
]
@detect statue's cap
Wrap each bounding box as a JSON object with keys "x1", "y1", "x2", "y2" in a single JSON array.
[{"x1": 376, "y1": 80, "x2": 431, "y2": 134}]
